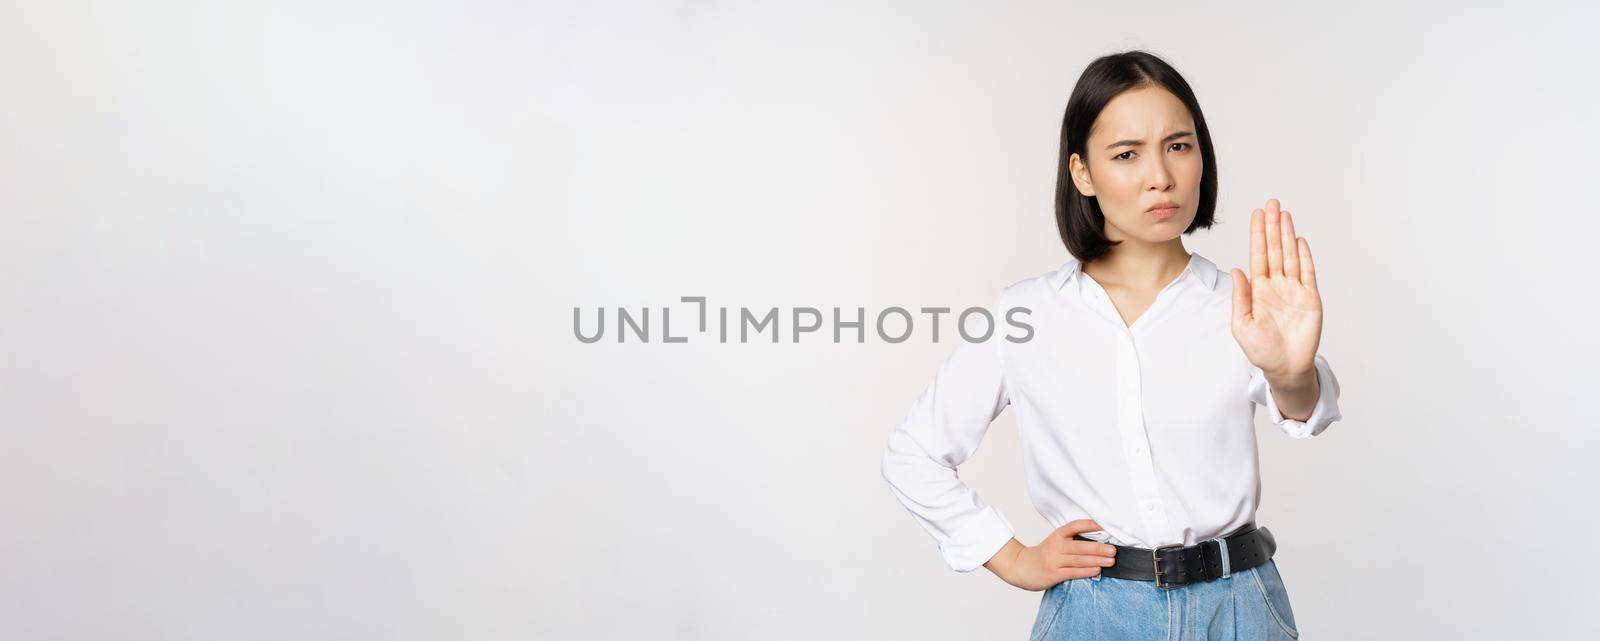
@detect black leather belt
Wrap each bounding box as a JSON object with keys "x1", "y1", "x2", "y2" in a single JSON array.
[{"x1": 1073, "y1": 523, "x2": 1276, "y2": 590}]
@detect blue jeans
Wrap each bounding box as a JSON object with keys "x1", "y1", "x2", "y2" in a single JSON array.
[{"x1": 1027, "y1": 557, "x2": 1300, "y2": 640}]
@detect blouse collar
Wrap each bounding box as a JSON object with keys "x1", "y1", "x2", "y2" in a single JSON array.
[{"x1": 1048, "y1": 252, "x2": 1219, "y2": 292}]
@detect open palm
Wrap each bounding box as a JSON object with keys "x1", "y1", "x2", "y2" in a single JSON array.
[{"x1": 1229, "y1": 198, "x2": 1322, "y2": 377}]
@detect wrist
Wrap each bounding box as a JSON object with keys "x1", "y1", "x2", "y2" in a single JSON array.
[
  {"x1": 984, "y1": 538, "x2": 1024, "y2": 578},
  {"x1": 1264, "y1": 366, "x2": 1316, "y2": 390}
]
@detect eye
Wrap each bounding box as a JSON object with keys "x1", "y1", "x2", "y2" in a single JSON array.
[
  {"x1": 1170, "y1": 142, "x2": 1192, "y2": 152},
  {"x1": 1114, "y1": 150, "x2": 1135, "y2": 161}
]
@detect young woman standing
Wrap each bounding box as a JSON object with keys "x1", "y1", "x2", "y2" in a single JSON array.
[{"x1": 880, "y1": 50, "x2": 1341, "y2": 640}]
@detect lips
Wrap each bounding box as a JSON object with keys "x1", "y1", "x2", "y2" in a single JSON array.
[{"x1": 1146, "y1": 203, "x2": 1179, "y2": 220}]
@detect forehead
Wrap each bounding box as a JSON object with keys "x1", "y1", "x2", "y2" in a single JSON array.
[{"x1": 1088, "y1": 85, "x2": 1195, "y2": 141}]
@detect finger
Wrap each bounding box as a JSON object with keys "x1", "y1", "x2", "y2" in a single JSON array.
[
  {"x1": 1280, "y1": 209, "x2": 1300, "y2": 282},
  {"x1": 1058, "y1": 553, "x2": 1118, "y2": 569},
  {"x1": 1067, "y1": 540, "x2": 1119, "y2": 557},
  {"x1": 1250, "y1": 208, "x2": 1267, "y2": 279},
  {"x1": 1297, "y1": 236, "x2": 1317, "y2": 290},
  {"x1": 1230, "y1": 268, "x2": 1252, "y2": 325},
  {"x1": 1055, "y1": 518, "x2": 1103, "y2": 538},
  {"x1": 1264, "y1": 198, "x2": 1283, "y2": 277}
]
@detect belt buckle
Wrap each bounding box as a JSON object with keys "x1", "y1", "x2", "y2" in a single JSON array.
[{"x1": 1151, "y1": 543, "x2": 1186, "y2": 590}]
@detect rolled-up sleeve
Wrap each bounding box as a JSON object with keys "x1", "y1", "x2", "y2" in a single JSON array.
[
  {"x1": 1248, "y1": 353, "x2": 1343, "y2": 439},
  {"x1": 880, "y1": 312, "x2": 1014, "y2": 573}
]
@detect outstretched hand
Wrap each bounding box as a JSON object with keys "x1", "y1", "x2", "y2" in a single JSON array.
[{"x1": 1229, "y1": 198, "x2": 1322, "y2": 378}]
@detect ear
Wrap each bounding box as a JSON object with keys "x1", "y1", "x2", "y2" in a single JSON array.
[{"x1": 1068, "y1": 152, "x2": 1096, "y2": 197}]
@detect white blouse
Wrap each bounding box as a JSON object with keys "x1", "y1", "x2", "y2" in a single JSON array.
[{"x1": 880, "y1": 252, "x2": 1343, "y2": 573}]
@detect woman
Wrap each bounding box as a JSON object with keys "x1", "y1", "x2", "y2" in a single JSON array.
[{"x1": 879, "y1": 50, "x2": 1342, "y2": 641}]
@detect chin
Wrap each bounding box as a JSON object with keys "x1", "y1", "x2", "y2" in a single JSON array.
[
  {"x1": 1150, "y1": 215, "x2": 1195, "y2": 237},
  {"x1": 1107, "y1": 214, "x2": 1192, "y2": 243},
  {"x1": 1129, "y1": 224, "x2": 1188, "y2": 243}
]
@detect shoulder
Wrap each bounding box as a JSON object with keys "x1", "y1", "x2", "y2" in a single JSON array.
[
  {"x1": 990, "y1": 260, "x2": 1076, "y2": 308},
  {"x1": 1190, "y1": 253, "x2": 1239, "y2": 299}
]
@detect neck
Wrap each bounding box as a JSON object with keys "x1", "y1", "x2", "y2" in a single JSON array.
[{"x1": 1083, "y1": 239, "x2": 1191, "y2": 290}]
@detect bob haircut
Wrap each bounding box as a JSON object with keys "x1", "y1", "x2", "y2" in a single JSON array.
[{"x1": 1055, "y1": 50, "x2": 1219, "y2": 263}]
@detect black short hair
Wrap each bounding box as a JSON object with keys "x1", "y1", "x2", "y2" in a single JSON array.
[{"x1": 1054, "y1": 50, "x2": 1219, "y2": 263}]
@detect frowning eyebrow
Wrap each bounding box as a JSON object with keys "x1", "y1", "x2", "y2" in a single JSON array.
[{"x1": 1104, "y1": 130, "x2": 1195, "y2": 150}]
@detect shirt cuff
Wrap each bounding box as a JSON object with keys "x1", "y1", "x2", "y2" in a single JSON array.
[
  {"x1": 1258, "y1": 355, "x2": 1343, "y2": 439},
  {"x1": 939, "y1": 504, "x2": 1016, "y2": 573}
]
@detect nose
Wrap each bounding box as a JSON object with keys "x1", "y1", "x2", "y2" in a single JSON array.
[{"x1": 1147, "y1": 155, "x2": 1174, "y2": 191}]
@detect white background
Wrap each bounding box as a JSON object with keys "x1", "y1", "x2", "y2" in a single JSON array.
[{"x1": 3, "y1": 1, "x2": 1597, "y2": 639}]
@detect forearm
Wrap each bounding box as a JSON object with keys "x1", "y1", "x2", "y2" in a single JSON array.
[
  {"x1": 982, "y1": 537, "x2": 1025, "y2": 578},
  {"x1": 1265, "y1": 367, "x2": 1320, "y2": 422}
]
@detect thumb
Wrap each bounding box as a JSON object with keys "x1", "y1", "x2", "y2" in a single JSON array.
[{"x1": 1230, "y1": 268, "x2": 1251, "y2": 329}]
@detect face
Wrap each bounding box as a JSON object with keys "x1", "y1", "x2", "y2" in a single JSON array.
[{"x1": 1068, "y1": 85, "x2": 1204, "y2": 246}]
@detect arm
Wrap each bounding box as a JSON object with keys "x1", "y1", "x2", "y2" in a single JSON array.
[
  {"x1": 1249, "y1": 353, "x2": 1343, "y2": 438},
  {"x1": 1231, "y1": 198, "x2": 1342, "y2": 439},
  {"x1": 880, "y1": 318, "x2": 1014, "y2": 573},
  {"x1": 879, "y1": 297, "x2": 1132, "y2": 588}
]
